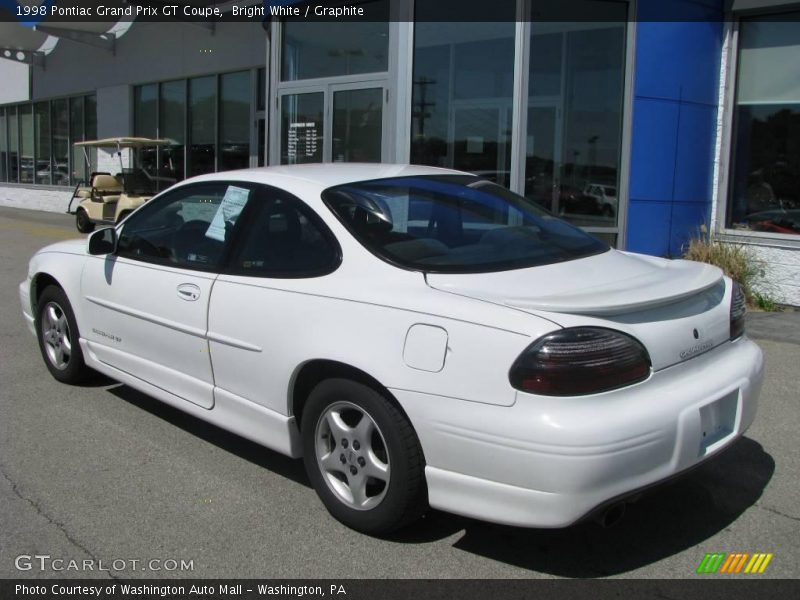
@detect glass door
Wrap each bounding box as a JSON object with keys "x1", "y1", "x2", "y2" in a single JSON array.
[
  {"x1": 331, "y1": 84, "x2": 386, "y2": 163},
  {"x1": 277, "y1": 82, "x2": 387, "y2": 165},
  {"x1": 279, "y1": 90, "x2": 325, "y2": 165}
]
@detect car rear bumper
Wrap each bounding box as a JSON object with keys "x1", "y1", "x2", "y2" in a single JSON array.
[
  {"x1": 19, "y1": 279, "x2": 35, "y2": 336},
  {"x1": 392, "y1": 336, "x2": 764, "y2": 528}
]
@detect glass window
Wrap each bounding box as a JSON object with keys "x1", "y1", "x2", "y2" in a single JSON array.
[
  {"x1": 219, "y1": 71, "x2": 251, "y2": 172},
  {"x1": 280, "y1": 92, "x2": 323, "y2": 164},
  {"x1": 411, "y1": 19, "x2": 515, "y2": 188},
  {"x1": 19, "y1": 105, "x2": 34, "y2": 184},
  {"x1": 188, "y1": 76, "x2": 216, "y2": 177},
  {"x1": 332, "y1": 87, "x2": 383, "y2": 162},
  {"x1": 70, "y1": 96, "x2": 86, "y2": 185},
  {"x1": 134, "y1": 84, "x2": 157, "y2": 139},
  {"x1": 160, "y1": 80, "x2": 186, "y2": 188},
  {"x1": 323, "y1": 175, "x2": 608, "y2": 273},
  {"x1": 85, "y1": 95, "x2": 97, "y2": 139},
  {"x1": 35, "y1": 102, "x2": 51, "y2": 185},
  {"x1": 525, "y1": 15, "x2": 627, "y2": 229},
  {"x1": 134, "y1": 84, "x2": 158, "y2": 179},
  {"x1": 229, "y1": 190, "x2": 340, "y2": 277},
  {"x1": 257, "y1": 67, "x2": 266, "y2": 111},
  {"x1": 52, "y1": 99, "x2": 69, "y2": 186},
  {"x1": 0, "y1": 108, "x2": 7, "y2": 183},
  {"x1": 8, "y1": 107, "x2": 19, "y2": 183},
  {"x1": 281, "y1": 1, "x2": 389, "y2": 81},
  {"x1": 728, "y1": 15, "x2": 800, "y2": 236},
  {"x1": 118, "y1": 182, "x2": 254, "y2": 270}
]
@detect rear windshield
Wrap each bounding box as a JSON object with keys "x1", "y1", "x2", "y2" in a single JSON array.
[{"x1": 322, "y1": 175, "x2": 608, "y2": 273}]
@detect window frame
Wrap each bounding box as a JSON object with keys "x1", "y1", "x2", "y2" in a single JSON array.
[
  {"x1": 115, "y1": 180, "x2": 261, "y2": 273},
  {"x1": 715, "y1": 13, "x2": 800, "y2": 248}
]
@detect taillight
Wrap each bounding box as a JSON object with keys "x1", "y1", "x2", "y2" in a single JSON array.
[
  {"x1": 730, "y1": 281, "x2": 746, "y2": 340},
  {"x1": 509, "y1": 327, "x2": 651, "y2": 396}
]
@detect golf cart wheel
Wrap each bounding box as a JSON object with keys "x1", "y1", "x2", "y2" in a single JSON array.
[{"x1": 76, "y1": 209, "x2": 95, "y2": 233}]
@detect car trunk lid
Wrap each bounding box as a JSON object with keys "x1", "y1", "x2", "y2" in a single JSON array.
[{"x1": 425, "y1": 250, "x2": 730, "y2": 371}]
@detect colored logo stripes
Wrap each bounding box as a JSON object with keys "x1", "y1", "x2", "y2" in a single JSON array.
[{"x1": 696, "y1": 552, "x2": 773, "y2": 574}]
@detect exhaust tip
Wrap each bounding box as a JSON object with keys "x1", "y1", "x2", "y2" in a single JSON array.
[{"x1": 595, "y1": 502, "x2": 626, "y2": 528}]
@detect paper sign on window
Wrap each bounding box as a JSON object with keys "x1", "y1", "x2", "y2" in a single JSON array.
[{"x1": 205, "y1": 185, "x2": 250, "y2": 242}]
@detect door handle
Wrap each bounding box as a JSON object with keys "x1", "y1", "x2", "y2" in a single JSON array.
[{"x1": 177, "y1": 283, "x2": 201, "y2": 301}]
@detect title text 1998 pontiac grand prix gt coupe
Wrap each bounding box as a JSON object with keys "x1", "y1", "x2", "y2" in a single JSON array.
[{"x1": 20, "y1": 164, "x2": 764, "y2": 534}]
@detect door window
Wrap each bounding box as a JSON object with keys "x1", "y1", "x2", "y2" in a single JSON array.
[
  {"x1": 117, "y1": 183, "x2": 254, "y2": 270},
  {"x1": 228, "y1": 189, "x2": 340, "y2": 277}
]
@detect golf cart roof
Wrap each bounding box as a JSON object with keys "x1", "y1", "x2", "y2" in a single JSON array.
[{"x1": 74, "y1": 137, "x2": 173, "y2": 149}]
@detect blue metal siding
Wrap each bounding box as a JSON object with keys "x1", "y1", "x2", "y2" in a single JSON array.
[{"x1": 626, "y1": 0, "x2": 724, "y2": 256}]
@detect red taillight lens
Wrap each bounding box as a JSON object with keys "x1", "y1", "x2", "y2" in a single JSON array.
[
  {"x1": 509, "y1": 327, "x2": 651, "y2": 396},
  {"x1": 730, "y1": 281, "x2": 746, "y2": 340}
]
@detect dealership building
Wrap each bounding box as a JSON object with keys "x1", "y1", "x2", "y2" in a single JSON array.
[{"x1": 0, "y1": 0, "x2": 798, "y2": 304}]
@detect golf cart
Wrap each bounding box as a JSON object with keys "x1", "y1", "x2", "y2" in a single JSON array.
[{"x1": 67, "y1": 137, "x2": 174, "y2": 233}]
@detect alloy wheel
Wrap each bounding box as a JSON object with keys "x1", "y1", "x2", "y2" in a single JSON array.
[
  {"x1": 314, "y1": 401, "x2": 391, "y2": 511},
  {"x1": 41, "y1": 301, "x2": 72, "y2": 370}
]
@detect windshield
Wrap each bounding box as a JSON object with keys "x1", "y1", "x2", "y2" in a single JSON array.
[{"x1": 322, "y1": 175, "x2": 608, "y2": 273}]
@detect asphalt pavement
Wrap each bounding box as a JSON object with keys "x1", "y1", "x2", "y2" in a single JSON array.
[{"x1": 0, "y1": 206, "x2": 797, "y2": 579}]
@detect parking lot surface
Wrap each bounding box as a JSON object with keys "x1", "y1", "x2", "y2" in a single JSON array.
[{"x1": 0, "y1": 206, "x2": 797, "y2": 579}]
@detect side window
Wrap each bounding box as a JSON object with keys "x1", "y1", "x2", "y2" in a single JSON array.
[
  {"x1": 117, "y1": 183, "x2": 254, "y2": 270},
  {"x1": 229, "y1": 190, "x2": 340, "y2": 277}
]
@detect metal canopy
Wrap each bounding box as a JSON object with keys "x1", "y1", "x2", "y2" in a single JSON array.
[
  {"x1": 730, "y1": 0, "x2": 800, "y2": 10},
  {"x1": 74, "y1": 137, "x2": 175, "y2": 149},
  {"x1": 0, "y1": 22, "x2": 50, "y2": 65}
]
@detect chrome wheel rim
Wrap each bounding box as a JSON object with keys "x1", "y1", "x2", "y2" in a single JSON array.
[
  {"x1": 41, "y1": 301, "x2": 72, "y2": 370},
  {"x1": 315, "y1": 401, "x2": 390, "y2": 511}
]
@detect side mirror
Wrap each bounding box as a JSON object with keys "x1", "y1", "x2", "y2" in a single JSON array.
[{"x1": 88, "y1": 227, "x2": 117, "y2": 256}]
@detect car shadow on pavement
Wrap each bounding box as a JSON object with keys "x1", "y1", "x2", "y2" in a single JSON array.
[
  {"x1": 106, "y1": 384, "x2": 311, "y2": 488},
  {"x1": 390, "y1": 437, "x2": 775, "y2": 577}
]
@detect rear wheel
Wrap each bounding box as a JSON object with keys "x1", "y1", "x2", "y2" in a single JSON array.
[
  {"x1": 117, "y1": 210, "x2": 132, "y2": 223},
  {"x1": 76, "y1": 208, "x2": 95, "y2": 233},
  {"x1": 302, "y1": 378, "x2": 427, "y2": 534},
  {"x1": 35, "y1": 286, "x2": 91, "y2": 384}
]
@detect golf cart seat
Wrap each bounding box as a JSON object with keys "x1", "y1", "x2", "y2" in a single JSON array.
[{"x1": 90, "y1": 173, "x2": 123, "y2": 203}]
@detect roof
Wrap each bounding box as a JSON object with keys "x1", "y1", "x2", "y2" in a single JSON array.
[
  {"x1": 191, "y1": 163, "x2": 468, "y2": 189},
  {"x1": 74, "y1": 137, "x2": 174, "y2": 149}
]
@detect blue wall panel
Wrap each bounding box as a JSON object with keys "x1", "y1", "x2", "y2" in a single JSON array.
[
  {"x1": 627, "y1": 201, "x2": 673, "y2": 256},
  {"x1": 629, "y1": 98, "x2": 680, "y2": 202},
  {"x1": 674, "y1": 102, "x2": 718, "y2": 204},
  {"x1": 625, "y1": 0, "x2": 724, "y2": 257},
  {"x1": 670, "y1": 202, "x2": 712, "y2": 256}
]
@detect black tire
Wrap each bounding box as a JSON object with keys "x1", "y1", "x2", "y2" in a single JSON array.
[
  {"x1": 35, "y1": 285, "x2": 92, "y2": 384},
  {"x1": 116, "y1": 210, "x2": 132, "y2": 223},
  {"x1": 301, "y1": 378, "x2": 427, "y2": 534},
  {"x1": 76, "y1": 208, "x2": 95, "y2": 233}
]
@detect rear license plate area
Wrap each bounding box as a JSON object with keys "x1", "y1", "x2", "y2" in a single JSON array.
[{"x1": 699, "y1": 389, "x2": 738, "y2": 455}]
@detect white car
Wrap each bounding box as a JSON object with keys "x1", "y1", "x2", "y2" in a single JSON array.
[{"x1": 20, "y1": 164, "x2": 764, "y2": 534}]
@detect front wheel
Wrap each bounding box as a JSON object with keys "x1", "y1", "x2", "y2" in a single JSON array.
[
  {"x1": 76, "y1": 208, "x2": 95, "y2": 233},
  {"x1": 35, "y1": 286, "x2": 92, "y2": 384},
  {"x1": 302, "y1": 379, "x2": 427, "y2": 534}
]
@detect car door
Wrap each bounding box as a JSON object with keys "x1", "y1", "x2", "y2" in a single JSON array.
[
  {"x1": 80, "y1": 181, "x2": 256, "y2": 409},
  {"x1": 207, "y1": 187, "x2": 342, "y2": 414}
]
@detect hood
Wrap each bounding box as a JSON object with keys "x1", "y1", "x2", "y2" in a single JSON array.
[
  {"x1": 425, "y1": 250, "x2": 723, "y2": 317},
  {"x1": 37, "y1": 238, "x2": 86, "y2": 256}
]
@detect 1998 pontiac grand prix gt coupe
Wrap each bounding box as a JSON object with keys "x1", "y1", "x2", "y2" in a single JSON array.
[{"x1": 20, "y1": 164, "x2": 764, "y2": 534}]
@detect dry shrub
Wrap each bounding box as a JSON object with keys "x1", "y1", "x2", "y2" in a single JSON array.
[{"x1": 683, "y1": 236, "x2": 768, "y2": 307}]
